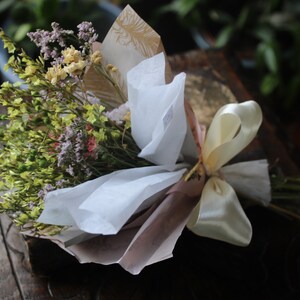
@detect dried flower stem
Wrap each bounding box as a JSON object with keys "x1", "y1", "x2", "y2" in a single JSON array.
[{"x1": 94, "y1": 64, "x2": 127, "y2": 105}]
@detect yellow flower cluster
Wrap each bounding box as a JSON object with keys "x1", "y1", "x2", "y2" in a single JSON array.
[
  {"x1": 45, "y1": 65, "x2": 68, "y2": 85},
  {"x1": 90, "y1": 50, "x2": 102, "y2": 64},
  {"x1": 62, "y1": 46, "x2": 86, "y2": 75},
  {"x1": 106, "y1": 63, "x2": 118, "y2": 72},
  {"x1": 44, "y1": 47, "x2": 105, "y2": 85},
  {"x1": 45, "y1": 46, "x2": 88, "y2": 84},
  {"x1": 62, "y1": 46, "x2": 82, "y2": 64}
]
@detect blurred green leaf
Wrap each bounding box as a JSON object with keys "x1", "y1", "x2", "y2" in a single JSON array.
[
  {"x1": 236, "y1": 6, "x2": 250, "y2": 29},
  {"x1": 13, "y1": 23, "x2": 32, "y2": 42},
  {"x1": 260, "y1": 73, "x2": 279, "y2": 95},
  {"x1": 256, "y1": 42, "x2": 267, "y2": 68},
  {"x1": 268, "y1": 12, "x2": 295, "y2": 28},
  {"x1": 209, "y1": 10, "x2": 233, "y2": 24},
  {"x1": 175, "y1": 0, "x2": 200, "y2": 17},
  {"x1": 160, "y1": 0, "x2": 199, "y2": 18},
  {"x1": 10, "y1": 2, "x2": 34, "y2": 22},
  {"x1": 215, "y1": 25, "x2": 234, "y2": 47},
  {"x1": 37, "y1": 0, "x2": 60, "y2": 23},
  {"x1": 256, "y1": 41, "x2": 279, "y2": 73},
  {"x1": 252, "y1": 25, "x2": 274, "y2": 42},
  {"x1": 264, "y1": 43, "x2": 279, "y2": 73},
  {"x1": 0, "y1": 0, "x2": 14, "y2": 13}
]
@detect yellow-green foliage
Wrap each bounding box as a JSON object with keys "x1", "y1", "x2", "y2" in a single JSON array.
[{"x1": 0, "y1": 29, "x2": 148, "y2": 233}]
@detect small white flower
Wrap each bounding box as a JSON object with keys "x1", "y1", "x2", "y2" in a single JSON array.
[{"x1": 105, "y1": 102, "x2": 129, "y2": 124}]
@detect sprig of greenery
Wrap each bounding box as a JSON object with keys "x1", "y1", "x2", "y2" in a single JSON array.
[{"x1": 263, "y1": 176, "x2": 300, "y2": 221}]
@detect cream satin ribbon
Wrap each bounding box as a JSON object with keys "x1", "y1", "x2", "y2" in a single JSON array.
[{"x1": 187, "y1": 100, "x2": 268, "y2": 246}]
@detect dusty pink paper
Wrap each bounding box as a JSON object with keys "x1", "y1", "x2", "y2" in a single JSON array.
[{"x1": 35, "y1": 177, "x2": 205, "y2": 275}]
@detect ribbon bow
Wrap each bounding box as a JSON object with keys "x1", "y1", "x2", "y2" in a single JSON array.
[{"x1": 186, "y1": 100, "x2": 270, "y2": 246}]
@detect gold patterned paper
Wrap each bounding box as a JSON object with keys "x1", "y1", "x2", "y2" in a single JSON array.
[
  {"x1": 185, "y1": 74, "x2": 237, "y2": 126},
  {"x1": 84, "y1": 5, "x2": 171, "y2": 104}
]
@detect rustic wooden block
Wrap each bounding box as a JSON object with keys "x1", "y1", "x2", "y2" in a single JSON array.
[{"x1": 0, "y1": 213, "x2": 108, "y2": 299}]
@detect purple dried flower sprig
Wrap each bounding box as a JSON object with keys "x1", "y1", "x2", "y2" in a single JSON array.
[
  {"x1": 27, "y1": 22, "x2": 74, "y2": 62},
  {"x1": 27, "y1": 21, "x2": 98, "y2": 63},
  {"x1": 77, "y1": 21, "x2": 98, "y2": 54},
  {"x1": 26, "y1": 21, "x2": 126, "y2": 107}
]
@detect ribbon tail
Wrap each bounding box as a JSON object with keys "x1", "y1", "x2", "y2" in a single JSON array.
[
  {"x1": 187, "y1": 176, "x2": 252, "y2": 246},
  {"x1": 221, "y1": 159, "x2": 271, "y2": 206}
]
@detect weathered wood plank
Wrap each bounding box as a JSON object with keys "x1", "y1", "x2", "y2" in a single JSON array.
[
  {"x1": 1, "y1": 214, "x2": 95, "y2": 299},
  {"x1": 0, "y1": 214, "x2": 22, "y2": 300},
  {"x1": 1, "y1": 214, "x2": 51, "y2": 299}
]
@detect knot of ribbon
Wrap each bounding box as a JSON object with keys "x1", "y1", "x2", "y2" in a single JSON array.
[{"x1": 185, "y1": 100, "x2": 270, "y2": 246}]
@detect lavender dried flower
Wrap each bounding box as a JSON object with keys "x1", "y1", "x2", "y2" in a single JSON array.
[
  {"x1": 27, "y1": 22, "x2": 74, "y2": 62},
  {"x1": 77, "y1": 21, "x2": 98, "y2": 54}
]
